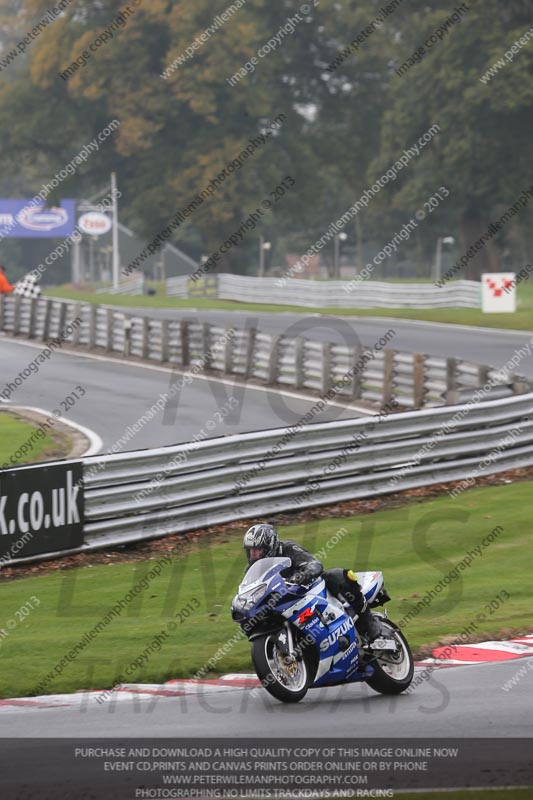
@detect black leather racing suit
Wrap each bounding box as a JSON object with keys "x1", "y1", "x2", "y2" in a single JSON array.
[{"x1": 271, "y1": 540, "x2": 368, "y2": 617}]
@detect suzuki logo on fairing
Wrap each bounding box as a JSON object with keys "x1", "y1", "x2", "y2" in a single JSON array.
[
  {"x1": 320, "y1": 617, "x2": 352, "y2": 651},
  {"x1": 297, "y1": 607, "x2": 314, "y2": 624}
]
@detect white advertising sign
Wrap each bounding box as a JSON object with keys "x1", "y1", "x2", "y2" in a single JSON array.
[
  {"x1": 481, "y1": 273, "x2": 516, "y2": 313},
  {"x1": 78, "y1": 211, "x2": 112, "y2": 236}
]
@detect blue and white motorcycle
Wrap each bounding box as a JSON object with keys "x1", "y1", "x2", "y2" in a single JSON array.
[{"x1": 231, "y1": 557, "x2": 414, "y2": 703}]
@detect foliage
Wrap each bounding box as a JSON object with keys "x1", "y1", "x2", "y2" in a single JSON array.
[{"x1": 0, "y1": 1, "x2": 532, "y2": 277}]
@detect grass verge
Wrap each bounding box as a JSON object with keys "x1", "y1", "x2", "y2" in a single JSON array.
[
  {"x1": 44, "y1": 282, "x2": 533, "y2": 331},
  {"x1": 0, "y1": 480, "x2": 529, "y2": 698},
  {"x1": 0, "y1": 410, "x2": 70, "y2": 469}
]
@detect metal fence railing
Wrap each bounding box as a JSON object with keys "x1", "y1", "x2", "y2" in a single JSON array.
[
  {"x1": 96, "y1": 277, "x2": 145, "y2": 296},
  {"x1": 167, "y1": 274, "x2": 481, "y2": 309},
  {"x1": 0, "y1": 295, "x2": 527, "y2": 410},
  {"x1": 5, "y1": 392, "x2": 533, "y2": 564}
]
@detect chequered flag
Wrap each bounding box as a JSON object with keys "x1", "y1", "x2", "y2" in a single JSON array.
[{"x1": 13, "y1": 274, "x2": 42, "y2": 299}]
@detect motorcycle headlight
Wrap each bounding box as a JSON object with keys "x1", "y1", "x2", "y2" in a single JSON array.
[
  {"x1": 236, "y1": 583, "x2": 267, "y2": 609},
  {"x1": 231, "y1": 605, "x2": 245, "y2": 621}
]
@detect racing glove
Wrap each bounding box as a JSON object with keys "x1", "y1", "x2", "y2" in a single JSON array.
[{"x1": 291, "y1": 563, "x2": 320, "y2": 586}]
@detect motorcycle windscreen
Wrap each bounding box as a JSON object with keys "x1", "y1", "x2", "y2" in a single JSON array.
[{"x1": 241, "y1": 556, "x2": 291, "y2": 587}]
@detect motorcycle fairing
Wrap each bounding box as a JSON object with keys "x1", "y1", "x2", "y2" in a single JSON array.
[
  {"x1": 280, "y1": 579, "x2": 362, "y2": 685},
  {"x1": 357, "y1": 570, "x2": 384, "y2": 604},
  {"x1": 232, "y1": 558, "x2": 377, "y2": 688}
]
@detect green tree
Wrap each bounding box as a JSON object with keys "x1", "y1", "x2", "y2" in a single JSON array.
[
  {"x1": 2, "y1": 0, "x2": 532, "y2": 280},
  {"x1": 373, "y1": 0, "x2": 533, "y2": 277}
]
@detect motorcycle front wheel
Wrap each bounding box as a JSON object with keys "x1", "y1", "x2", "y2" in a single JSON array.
[
  {"x1": 251, "y1": 633, "x2": 311, "y2": 703},
  {"x1": 365, "y1": 619, "x2": 414, "y2": 695}
]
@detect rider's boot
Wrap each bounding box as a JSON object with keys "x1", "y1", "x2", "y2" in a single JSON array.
[
  {"x1": 337, "y1": 570, "x2": 396, "y2": 649},
  {"x1": 355, "y1": 600, "x2": 396, "y2": 649}
]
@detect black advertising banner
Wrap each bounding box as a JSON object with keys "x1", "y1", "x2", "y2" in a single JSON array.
[
  {"x1": 0, "y1": 738, "x2": 532, "y2": 799},
  {"x1": 0, "y1": 461, "x2": 84, "y2": 561}
]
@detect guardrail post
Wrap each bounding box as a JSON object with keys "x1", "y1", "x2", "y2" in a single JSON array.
[
  {"x1": 413, "y1": 353, "x2": 426, "y2": 409},
  {"x1": 106, "y1": 308, "x2": 114, "y2": 352},
  {"x1": 478, "y1": 364, "x2": 491, "y2": 386},
  {"x1": 28, "y1": 298, "x2": 38, "y2": 339},
  {"x1": 511, "y1": 374, "x2": 529, "y2": 395},
  {"x1": 12, "y1": 295, "x2": 22, "y2": 335},
  {"x1": 243, "y1": 327, "x2": 256, "y2": 379},
  {"x1": 351, "y1": 346, "x2": 364, "y2": 399},
  {"x1": 161, "y1": 320, "x2": 169, "y2": 362},
  {"x1": 88, "y1": 304, "x2": 98, "y2": 349},
  {"x1": 321, "y1": 341, "x2": 332, "y2": 394},
  {"x1": 201, "y1": 323, "x2": 212, "y2": 369},
  {"x1": 71, "y1": 304, "x2": 82, "y2": 346},
  {"x1": 180, "y1": 320, "x2": 190, "y2": 366},
  {"x1": 224, "y1": 327, "x2": 233, "y2": 374},
  {"x1": 294, "y1": 336, "x2": 305, "y2": 389},
  {"x1": 383, "y1": 349, "x2": 395, "y2": 406},
  {"x1": 41, "y1": 298, "x2": 53, "y2": 342},
  {"x1": 57, "y1": 301, "x2": 67, "y2": 339},
  {"x1": 446, "y1": 357, "x2": 458, "y2": 405},
  {"x1": 42, "y1": 298, "x2": 52, "y2": 341},
  {"x1": 123, "y1": 317, "x2": 132, "y2": 357},
  {"x1": 142, "y1": 317, "x2": 150, "y2": 359},
  {"x1": 267, "y1": 335, "x2": 280, "y2": 384}
]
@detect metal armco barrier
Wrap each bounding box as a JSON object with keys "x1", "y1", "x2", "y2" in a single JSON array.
[
  {"x1": 3, "y1": 393, "x2": 533, "y2": 565},
  {"x1": 167, "y1": 274, "x2": 481, "y2": 309},
  {"x1": 0, "y1": 295, "x2": 525, "y2": 409},
  {"x1": 1, "y1": 294, "x2": 531, "y2": 566}
]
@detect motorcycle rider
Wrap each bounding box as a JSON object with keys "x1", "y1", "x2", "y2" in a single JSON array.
[{"x1": 243, "y1": 522, "x2": 392, "y2": 646}]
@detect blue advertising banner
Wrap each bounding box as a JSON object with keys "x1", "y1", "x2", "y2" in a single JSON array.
[{"x1": 0, "y1": 199, "x2": 75, "y2": 238}]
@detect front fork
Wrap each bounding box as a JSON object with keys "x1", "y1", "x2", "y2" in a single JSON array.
[
  {"x1": 276, "y1": 621, "x2": 297, "y2": 658},
  {"x1": 285, "y1": 623, "x2": 295, "y2": 656}
]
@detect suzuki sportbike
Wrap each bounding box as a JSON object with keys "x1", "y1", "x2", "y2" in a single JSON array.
[{"x1": 231, "y1": 557, "x2": 414, "y2": 703}]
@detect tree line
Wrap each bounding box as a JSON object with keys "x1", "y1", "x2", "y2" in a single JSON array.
[{"x1": 0, "y1": 0, "x2": 532, "y2": 280}]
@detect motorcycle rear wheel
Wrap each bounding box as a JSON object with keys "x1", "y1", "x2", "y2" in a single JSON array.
[
  {"x1": 365, "y1": 620, "x2": 414, "y2": 695},
  {"x1": 251, "y1": 633, "x2": 311, "y2": 703}
]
